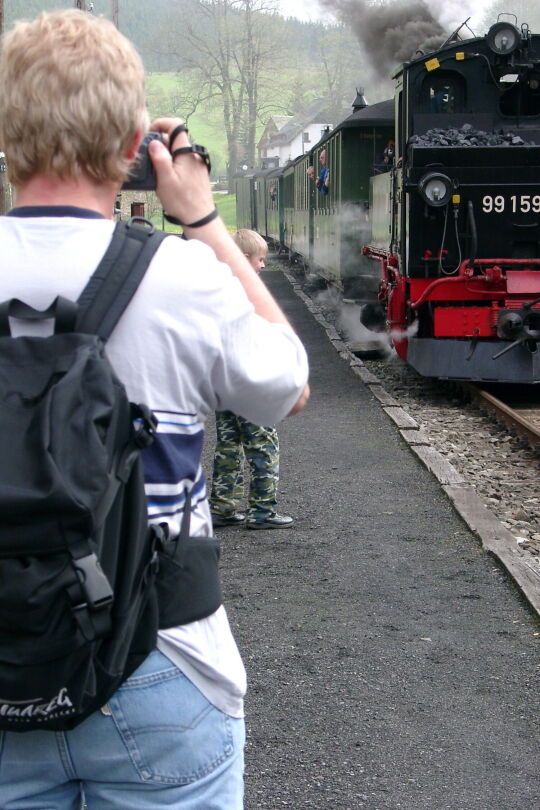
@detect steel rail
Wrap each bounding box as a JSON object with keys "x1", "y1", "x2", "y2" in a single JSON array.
[{"x1": 461, "y1": 383, "x2": 540, "y2": 450}]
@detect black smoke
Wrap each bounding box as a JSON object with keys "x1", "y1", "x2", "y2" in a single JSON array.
[{"x1": 321, "y1": 0, "x2": 446, "y2": 78}]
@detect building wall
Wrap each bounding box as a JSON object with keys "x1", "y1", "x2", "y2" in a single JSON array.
[
  {"x1": 261, "y1": 122, "x2": 331, "y2": 166},
  {"x1": 117, "y1": 190, "x2": 163, "y2": 223}
]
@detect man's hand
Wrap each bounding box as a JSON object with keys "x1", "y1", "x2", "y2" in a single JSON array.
[{"x1": 148, "y1": 117, "x2": 215, "y2": 227}]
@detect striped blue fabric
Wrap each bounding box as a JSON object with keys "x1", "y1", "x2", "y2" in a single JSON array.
[{"x1": 142, "y1": 410, "x2": 207, "y2": 524}]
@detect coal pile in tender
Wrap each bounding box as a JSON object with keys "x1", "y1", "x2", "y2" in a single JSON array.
[{"x1": 409, "y1": 123, "x2": 535, "y2": 147}]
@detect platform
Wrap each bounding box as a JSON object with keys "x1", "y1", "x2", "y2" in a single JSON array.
[{"x1": 207, "y1": 264, "x2": 539, "y2": 810}]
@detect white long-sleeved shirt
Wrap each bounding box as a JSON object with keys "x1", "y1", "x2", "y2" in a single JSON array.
[{"x1": 0, "y1": 207, "x2": 309, "y2": 717}]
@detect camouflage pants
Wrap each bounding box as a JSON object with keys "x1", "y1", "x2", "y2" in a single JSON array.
[{"x1": 210, "y1": 410, "x2": 279, "y2": 522}]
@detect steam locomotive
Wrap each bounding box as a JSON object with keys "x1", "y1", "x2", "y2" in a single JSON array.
[{"x1": 236, "y1": 17, "x2": 540, "y2": 384}]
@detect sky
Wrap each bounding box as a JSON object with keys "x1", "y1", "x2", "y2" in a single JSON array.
[
  {"x1": 277, "y1": 0, "x2": 329, "y2": 22},
  {"x1": 278, "y1": 0, "x2": 493, "y2": 29}
]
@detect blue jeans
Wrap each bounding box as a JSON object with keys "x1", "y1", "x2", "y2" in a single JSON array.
[{"x1": 0, "y1": 650, "x2": 245, "y2": 809}]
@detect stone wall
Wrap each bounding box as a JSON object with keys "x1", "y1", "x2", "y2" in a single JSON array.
[{"x1": 116, "y1": 189, "x2": 163, "y2": 223}]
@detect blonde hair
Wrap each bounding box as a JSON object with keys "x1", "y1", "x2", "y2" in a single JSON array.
[
  {"x1": 0, "y1": 9, "x2": 148, "y2": 185},
  {"x1": 233, "y1": 229, "x2": 268, "y2": 258}
]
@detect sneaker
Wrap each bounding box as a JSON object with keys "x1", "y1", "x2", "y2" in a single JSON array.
[
  {"x1": 212, "y1": 512, "x2": 246, "y2": 527},
  {"x1": 246, "y1": 513, "x2": 294, "y2": 529}
]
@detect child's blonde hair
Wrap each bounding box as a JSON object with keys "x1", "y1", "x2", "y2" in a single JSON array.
[{"x1": 233, "y1": 229, "x2": 268, "y2": 258}]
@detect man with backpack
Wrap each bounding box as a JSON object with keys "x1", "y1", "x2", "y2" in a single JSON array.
[{"x1": 0, "y1": 9, "x2": 309, "y2": 809}]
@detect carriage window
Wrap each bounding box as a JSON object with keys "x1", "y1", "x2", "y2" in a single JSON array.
[{"x1": 420, "y1": 72, "x2": 465, "y2": 113}]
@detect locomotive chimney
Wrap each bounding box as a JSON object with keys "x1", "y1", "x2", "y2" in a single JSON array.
[{"x1": 352, "y1": 87, "x2": 368, "y2": 112}]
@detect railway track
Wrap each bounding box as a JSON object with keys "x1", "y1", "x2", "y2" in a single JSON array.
[{"x1": 462, "y1": 383, "x2": 540, "y2": 451}]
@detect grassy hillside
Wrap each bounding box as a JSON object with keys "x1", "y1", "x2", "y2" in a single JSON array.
[
  {"x1": 146, "y1": 72, "x2": 278, "y2": 180},
  {"x1": 149, "y1": 193, "x2": 236, "y2": 233},
  {"x1": 146, "y1": 74, "x2": 231, "y2": 178},
  {"x1": 213, "y1": 193, "x2": 237, "y2": 231}
]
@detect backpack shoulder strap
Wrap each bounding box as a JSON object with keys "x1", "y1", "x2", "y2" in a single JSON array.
[{"x1": 76, "y1": 218, "x2": 169, "y2": 340}]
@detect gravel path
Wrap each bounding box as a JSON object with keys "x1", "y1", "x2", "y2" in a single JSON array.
[
  {"x1": 205, "y1": 263, "x2": 540, "y2": 810},
  {"x1": 304, "y1": 277, "x2": 540, "y2": 570}
]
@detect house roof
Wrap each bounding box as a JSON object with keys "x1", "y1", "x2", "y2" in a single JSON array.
[
  {"x1": 259, "y1": 98, "x2": 332, "y2": 150},
  {"x1": 271, "y1": 116, "x2": 293, "y2": 130},
  {"x1": 258, "y1": 116, "x2": 293, "y2": 149}
]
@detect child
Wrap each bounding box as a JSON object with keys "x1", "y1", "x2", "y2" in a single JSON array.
[{"x1": 210, "y1": 229, "x2": 294, "y2": 529}]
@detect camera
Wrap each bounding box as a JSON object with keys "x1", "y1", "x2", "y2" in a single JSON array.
[{"x1": 122, "y1": 131, "x2": 164, "y2": 191}]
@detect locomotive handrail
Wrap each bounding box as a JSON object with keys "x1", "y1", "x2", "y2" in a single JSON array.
[
  {"x1": 409, "y1": 276, "x2": 468, "y2": 309},
  {"x1": 467, "y1": 258, "x2": 540, "y2": 268},
  {"x1": 410, "y1": 258, "x2": 540, "y2": 309}
]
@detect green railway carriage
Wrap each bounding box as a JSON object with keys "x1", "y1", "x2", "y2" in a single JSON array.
[
  {"x1": 235, "y1": 98, "x2": 393, "y2": 298},
  {"x1": 264, "y1": 167, "x2": 283, "y2": 245},
  {"x1": 234, "y1": 170, "x2": 255, "y2": 231},
  {"x1": 252, "y1": 170, "x2": 267, "y2": 238},
  {"x1": 282, "y1": 158, "x2": 296, "y2": 255},
  {"x1": 283, "y1": 154, "x2": 312, "y2": 263},
  {"x1": 235, "y1": 167, "x2": 277, "y2": 235},
  {"x1": 236, "y1": 98, "x2": 394, "y2": 298},
  {"x1": 234, "y1": 167, "x2": 282, "y2": 243},
  {"x1": 310, "y1": 100, "x2": 394, "y2": 297},
  {"x1": 234, "y1": 167, "x2": 278, "y2": 239}
]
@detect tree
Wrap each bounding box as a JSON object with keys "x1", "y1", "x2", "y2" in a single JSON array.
[
  {"x1": 160, "y1": 0, "x2": 281, "y2": 187},
  {"x1": 314, "y1": 24, "x2": 371, "y2": 124},
  {"x1": 480, "y1": 1, "x2": 540, "y2": 32}
]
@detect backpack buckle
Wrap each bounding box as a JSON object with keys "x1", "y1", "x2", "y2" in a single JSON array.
[
  {"x1": 73, "y1": 553, "x2": 114, "y2": 610},
  {"x1": 132, "y1": 403, "x2": 158, "y2": 448},
  {"x1": 126, "y1": 216, "x2": 155, "y2": 234}
]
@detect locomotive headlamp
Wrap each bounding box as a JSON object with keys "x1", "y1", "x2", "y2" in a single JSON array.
[
  {"x1": 418, "y1": 172, "x2": 453, "y2": 207},
  {"x1": 487, "y1": 22, "x2": 520, "y2": 55}
]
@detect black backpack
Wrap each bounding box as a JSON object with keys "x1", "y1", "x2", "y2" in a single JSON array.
[{"x1": 0, "y1": 218, "x2": 208, "y2": 732}]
